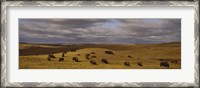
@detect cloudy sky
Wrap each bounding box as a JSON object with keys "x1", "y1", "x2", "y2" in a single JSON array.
[{"x1": 19, "y1": 19, "x2": 181, "y2": 44}]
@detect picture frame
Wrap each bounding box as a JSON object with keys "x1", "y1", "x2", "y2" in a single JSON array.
[{"x1": 1, "y1": 0, "x2": 199, "y2": 87}]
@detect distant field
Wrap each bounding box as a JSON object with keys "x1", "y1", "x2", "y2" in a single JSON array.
[{"x1": 19, "y1": 42, "x2": 181, "y2": 69}]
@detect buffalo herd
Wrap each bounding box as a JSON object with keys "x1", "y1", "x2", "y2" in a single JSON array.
[{"x1": 46, "y1": 49, "x2": 179, "y2": 68}]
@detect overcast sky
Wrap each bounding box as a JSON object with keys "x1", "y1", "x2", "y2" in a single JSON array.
[{"x1": 19, "y1": 19, "x2": 181, "y2": 44}]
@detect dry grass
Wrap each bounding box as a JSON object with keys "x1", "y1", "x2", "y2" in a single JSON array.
[{"x1": 19, "y1": 43, "x2": 181, "y2": 69}]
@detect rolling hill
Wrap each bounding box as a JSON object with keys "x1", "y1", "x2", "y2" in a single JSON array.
[{"x1": 19, "y1": 42, "x2": 181, "y2": 69}]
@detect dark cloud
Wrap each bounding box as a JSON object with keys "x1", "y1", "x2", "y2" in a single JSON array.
[{"x1": 19, "y1": 19, "x2": 181, "y2": 44}]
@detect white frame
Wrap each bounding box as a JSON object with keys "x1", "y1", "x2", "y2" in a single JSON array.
[{"x1": 1, "y1": 1, "x2": 199, "y2": 87}]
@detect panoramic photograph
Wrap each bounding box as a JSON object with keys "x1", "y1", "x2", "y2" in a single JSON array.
[{"x1": 19, "y1": 19, "x2": 181, "y2": 69}]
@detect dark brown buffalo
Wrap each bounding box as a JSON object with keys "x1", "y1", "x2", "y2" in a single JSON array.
[
  {"x1": 105, "y1": 51, "x2": 114, "y2": 55},
  {"x1": 90, "y1": 60, "x2": 97, "y2": 65},
  {"x1": 59, "y1": 57, "x2": 64, "y2": 62},
  {"x1": 137, "y1": 61, "x2": 143, "y2": 66},
  {"x1": 62, "y1": 53, "x2": 65, "y2": 57},
  {"x1": 128, "y1": 55, "x2": 133, "y2": 58},
  {"x1": 71, "y1": 49, "x2": 76, "y2": 52},
  {"x1": 48, "y1": 54, "x2": 56, "y2": 58},
  {"x1": 72, "y1": 57, "x2": 80, "y2": 62},
  {"x1": 160, "y1": 61, "x2": 170, "y2": 68},
  {"x1": 101, "y1": 59, "x2": 109, "y2": 64},
  {"x1": 85, "y1": 54, "x2": 91, "y2": 59},
  {"x1": 124, "y1": 61, "x2": 130, "y2": 67}
]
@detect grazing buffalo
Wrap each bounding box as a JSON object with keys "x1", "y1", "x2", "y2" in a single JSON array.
[
  {"x1": 90, "y1": 60, "x2": 97, "y2": 65},
  {"x1": 137, "y1": 62, "x2": 143, "y2": 66},
  {"x1": 47, "y1": 57, "x2": 51, "y2": 61},
  {"x1": 71, "y1": 49, "x2": 76, "y2": 52},
  {"x1": 105, "y1": 51, "x2": 114, "y2": 55},
  {"x1": 124, "y1": 61, "x2": 130, "y2": 67},
  {"x1": 59, "y1": 57, "x2": 64, "y2": 62},
  {"x1": 128, "y1": 55, "x2": 133, "y2": 58},
  {"x1": 62, "y1": 53, "x2": 65, "y2": 57},
  {"x1": 160, "y1": 61, "x2": 170, "y2": 68},
  {"x1": 101, "y1": 59, "x2": 109, "y2": 64},
  {"x1": 85, "y1": 54, "x2": 90, "y2": 57},
  {"x1": 91, "y1": 56, "x2": 97, "y2": 58},
  {"x1": 72, "y1": 57, "x2": 80, "y2": 62},
  {"x1": 85, "y1": 54, "x2": 91, "y2": 59},
  {"x1": 49, "y1": 54, "x2": 56, "y2": 58}
]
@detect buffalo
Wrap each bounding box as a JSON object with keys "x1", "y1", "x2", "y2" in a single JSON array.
[
  {"x1": 124, "y1": 61, "x2": 130, "y2": 67},
  {"x1": 90, "y1": 60, "x2": 97, "y2": 65},
  {"x1": 105, "y1": 51, "x2": 114, "y2": 55},
  {"x1": 137, "y1": 61, "x2": 143, "y2": 66},
  {"x1": 128, "y1": 55, "x2": 133, "y2": 58},
  {"x1": 85, "y1": 54, "x2": 91, "y2": 59},
  {"x1": 160, "y1": 61, "x2": 170, "y2": 68},
  {"x1": 48, "y1": 54, "x2": 56, "y2": 58},
  {"x1": 59, "y1": 57, "x2": 64, "y2": 62},
  {"x1": 85, "y1": 54, "x2": 90, "y2": 57},
  {"x1": 62, "y1": 53, "x2": 65, "y2": 57},
  {"x1": 71, "y1": 49, "x2": 76, "y2": 52},
  {"x1": 101, "y1": 59, "x2": 109, "y2": 64},
  {"x1": 72, "y1": 57, "x2": 80, "y2": 62}
]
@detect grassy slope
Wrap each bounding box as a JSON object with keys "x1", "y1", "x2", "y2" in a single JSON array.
[{"x1": 19, "y1": 43, "x2": 181, "y2": 69}]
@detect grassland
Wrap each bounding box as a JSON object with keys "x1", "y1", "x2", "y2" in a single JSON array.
[{"x1": 19, "y1": 42, "x2": 181, "y2": 69}]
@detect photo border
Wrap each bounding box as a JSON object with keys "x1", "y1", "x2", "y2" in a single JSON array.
[{"x1": 1, "y1": 1, "x2": 199, "y2": 87}]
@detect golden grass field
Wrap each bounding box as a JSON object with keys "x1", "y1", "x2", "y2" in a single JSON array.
[{"x1": 19, "y1": 42, "x2": 181, "y2": 69}]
